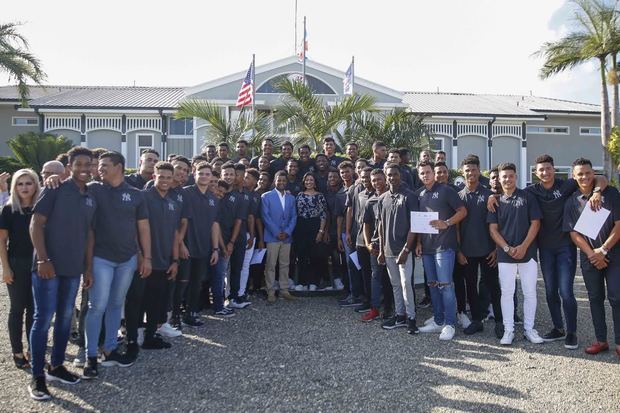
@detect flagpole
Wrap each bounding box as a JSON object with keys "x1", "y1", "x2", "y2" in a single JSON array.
[
  {"x1": 294, "y1": 0, "x2": 298, "y2": 55},
  {"x1": 251, "y1": 54, "x2": 256, "y2": 143},
  {"x1": 302, "y1": 16, "x2": 307, "y2": 83},
  {"x1": 351, "y1": 55, "x2": 355, "y2": 95}
]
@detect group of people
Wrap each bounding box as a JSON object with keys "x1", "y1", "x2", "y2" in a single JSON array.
[{"x1": 0, "y1": 135, "x2": 619, "y2": 402}]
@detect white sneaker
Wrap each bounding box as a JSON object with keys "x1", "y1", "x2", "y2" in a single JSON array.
[
  {"x1": 137, "y1": 327, "x2": 144, "y2": 346},
  {"x1": 439, "y1": 325, "x2": 456, "y2": 341},
  {"x1": 157, "y1": 322, "x2": 182, "y2": 338},
  {"x1": 288, "y1": 279, "x2": 296, "y2": 290},
  {"x1": 419, "y1": 320, "x2": 444, "y2": 333},
  {"x1": 424, "y1": 316, "x2": 435, "y2": 326},
  {"x1": 73, "y1": 347, "x2": 86, "y2": 367},
  {"x1": 334, "y1": 278, "x2": 345, "y2": 290},
  {"x1": 524, "y1": 329, "x2": 544, "y2": 344},
  {"x1": 458, "y1": 312, "x2": 472, "y2": 329},
  {"x1": 309, "y1": 284, "x2": 318, "y2": 292},
  {"x1": 500, "y1": 330, "x2": 515, "y2": 345},
  {"x1": 294, "y1": 284, "x2": 307, "y2": 292},
  {"x1": 228, "y1": 299, "x2": 245, "y2": 309}
]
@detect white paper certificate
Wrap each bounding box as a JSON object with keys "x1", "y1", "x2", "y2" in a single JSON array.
[
  {"x1": 574, "y1": 206, "x2": 611, "y2": 240},
  {"x1": 411, "y1": 211, "x2": 439, "y2": 234}
]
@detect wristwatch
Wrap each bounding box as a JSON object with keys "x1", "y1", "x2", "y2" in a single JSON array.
[
  {"x1": 600, "y1": 245, "x2": 609, "y2": 255},
  {"x1": 36, "y1": 258, "x2": 51, "y2": 265},
  {"x1": 593, "y1": 186, "x2": 601, "y2": 194},
  {"x1": 503, "y1": 245, "x2": 511, "y2": 253},
  {"x1": 445, "y1": 219, "x2": 452, "y2": 227}
]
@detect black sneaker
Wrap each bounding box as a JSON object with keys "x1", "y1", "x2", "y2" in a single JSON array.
[
  {"x1": 542, "y1": 328, "x2": 566, "y2": 342},
  {"x1": 82, "y1": 357, "x2": 98, "y2": 380},
  {"x1": 126, "y1": 341, "x2": 140, "y2": 361},
  {"x1": 494, "y1": 323, "x2": 505, "y2": 339},
  {"x1": 394, "y1": 314, "x2": 407, "y2": 328},
  {"x1": 418, "y1": 296, "x2": 431, "y2": 308},
  {"x1": 381, "y1": 316, "x2": 397, "y2": 330},
  {"x1": 354, "y1": 303, "x2": 371, "y2": 313},
  {"x1": 170, "y1": 315, "x2": 183, "y2": 331},
  {"x1": 13, "y1": 354, "x2": 30, "y2": 370},
  {"x1": 182, "y1": 315, "x2": 204, "y2": 327},
  {"x1": 339, "y1": 297, "x2": 363, "y2": 307},
  {"x1": 29, "y1": 376, "x2": 51, "y2": 401},
  {"x1": 235, "y1": 295, "x2": 252, "y2": 308},
  {"x1": 45, "y1": 365, "x2": 80, "y2": 385},
  {"x1": 214, "y1": 308, "x2": 236, "y2": 318},
  {"x1": 101, "y1": 350, "x2": 135, "y2": 368},
  {"x1": 564, "y1": 332, "x2": 578, "y2": 350},
  {"x1": 464, "y1": 320, "x2": 484, "y2": 335},
  {"x1": 407, "y1": 317, "x2": 419, "y2": 335},
  {"x1": 142, "y1": 336, "x2": 172, "y2": 350}
]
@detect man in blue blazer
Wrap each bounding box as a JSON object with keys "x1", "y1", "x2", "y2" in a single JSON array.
[{"x1": 261, "y1": 170, "x2": 297, "y2": 303}]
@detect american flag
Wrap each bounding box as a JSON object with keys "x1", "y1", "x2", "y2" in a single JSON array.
[
  {"x1": 343, "y1": 62, "x2": 353, "y2": 95},
  {"x1": 297, "y1": 26, "x2": 308, "y2": 62},
  {"x1": 236, "y1": 61, "x2": 254, "y2": 108}
]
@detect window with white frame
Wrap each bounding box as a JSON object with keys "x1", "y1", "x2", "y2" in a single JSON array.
[
  {"x1": 526, "y1": 125, "x2": 569, "y2": 134},
  {"x1": 530, "y1": 165, "x2": 604, "y2": 184},
  {"x1": 429, "y1": 137, "x2": 444, "y2": 151},
  {"x1": 137, "y1": 134, "x2": 154, "y2": 160},
  {"x1": 12, "y1": 116, "x2": 38, "y2": 126},
  {"x1": 169, "y1": 118, "x2": 193, "y2": 135},
  {"x1": 579, "y1": 126, "x2": 601, "y2": 136}
]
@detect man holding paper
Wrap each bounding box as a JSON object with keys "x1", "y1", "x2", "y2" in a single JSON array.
[
  {"x1": 415, "y1": 161, "x2": 467, "y2": 341},
  {"x1": 563, "y1": 158, "x2": 620, "y2": 356},
  {"x1": 261, "y1": 171, "x2": 297, "y2": 304}
]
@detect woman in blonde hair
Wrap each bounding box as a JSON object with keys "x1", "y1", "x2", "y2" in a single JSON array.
[{"x1": 0, "y1": 168, "x2": 40, "y2": 369}]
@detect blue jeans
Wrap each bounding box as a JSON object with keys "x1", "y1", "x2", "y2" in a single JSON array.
[
  {"x1": 539, "y1": 245, "x2": 578, "y2": 333},
  {"x1": 85, "y1": 255, "x2": 137, "y2": 356},
  {"x1": 423, "y1": 250, "x2": 457, "y2": 326},
  {"x1": 30, "y1": 273, "x2": 81, "y2": 377}
]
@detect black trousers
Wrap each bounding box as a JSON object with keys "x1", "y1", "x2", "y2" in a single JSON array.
[
  {"x1": 187, "y1": 258, "x2": 208, "y2": 314},
  {"x1": 456, "y1": 256, "x2": 503, "y2": 323},
  {"x1": 172, "y1": 258, "x2": 190, "y2": 317},
  {"x1": 144, "y1": 270, "x2": 168, "y2": 338},
  {"x1": 228, "y1": 242, "x2": 246, "y2": 299},
  {"x1": 6, "y1": 256, "x2": 33, "y2": 354},
  {"x1": 294, "y1": 217, "x2": 328, "y2": 286},
  {"x1": 581, "y1": 259, "x2": 620, "y2": 345},
  {"x1": 125, "y1": 272, "x2": 145, "y2": 343}
]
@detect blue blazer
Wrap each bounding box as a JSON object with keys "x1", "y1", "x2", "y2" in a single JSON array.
[{"x1": 261, "y1": 189, "x2": 297, "y2": 244}]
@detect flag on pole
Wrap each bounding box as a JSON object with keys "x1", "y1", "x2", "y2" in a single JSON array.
[
  {"x1": 343, "y1": 61, "x2": 353, "y2": 95},
  {"x1": 297, "y1": 25, "x2": 308, "y2": 62},
  {"x1": 236, "y1": 61, "x2": 254, "y2": 108}
]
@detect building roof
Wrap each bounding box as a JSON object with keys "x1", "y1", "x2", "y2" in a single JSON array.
[
  {"x1": 0, "y1": 85, "x2": 185, "y2": 109},
  {"x1": 403, "y1": 91, "x2": 600, "y2": 117}
]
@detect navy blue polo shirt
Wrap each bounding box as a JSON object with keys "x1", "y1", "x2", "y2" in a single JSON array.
[
  {"x1": 88, "y1": 181, "x2": 149, "y2": 263},
  {"x1": 315, "y1": 172, "x2": 329, "y2": 194},
  {"x1": 363, "y1": 194, "x2": 381, "y2": 245},
  {"x1": 248, "y1": 189, "x2": 261, "y2": 233},
  {"x1": 298, "y1": 159, "x2": 316, "y2": 176},
  {"x1": 285, "y1": 178, "x2": 303, "y2": 196},
  {"x1": 378, "y1": 186, "x2": 418, "y2": 257},
  {"x1": 370, "y1": 159, "x2": 386, "y2": 170},
  {"x1": 142, "y1": 187, "x2": 182, "y2": 270},
  {"x1": 269, "y1": 157, "x2": 292, "y2": 176},
  {"x1": 168, "y1": 186, "x2": 190, "y2": 220},
  {"x1": 326, "y1": 155, "x2": 345, "y2": 168},
  {"x1": 33, "y1": 180, "x2": 96, "y2": 276},
  {"x1": 355, "y1": 188, "x2": 374, "y2": 247},
  {"x1": 458, "y1": 184, "x2": 495, "y2": 257},
  {"x1": 487, "y1": 188, "x2": 542, "y2": 263},
  {"x1": 345, "y1": 183, "x2": 364, "y2": 242},
  {"x1": 183, "y1": 185, "x2": 219, "y2": 259},
  {"x1": 216, "y1": 190, "x2": 244, "y2": 245},
  {"x1": 125, "y1": 173, "x2": 148, "y2": 190},
  {"x1": 250, "y1": 155, "x2": 274, "y2": 169},
  {"x1": 325, "y1": 186, "x2": 342, "y2": 238},
  {"x1": 563, "y1": 186, "x2": 620, "y2": 263},
  {"x1": 526, "y1": 178, "x2": 578, "y2": 249},
  {"x1": 416, "y1": 182, "x2": 464, "y2": 254}
]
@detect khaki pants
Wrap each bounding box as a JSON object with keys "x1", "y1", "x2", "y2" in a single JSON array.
[{"x1": 265, "y1": 242, "x2": 291, "y2": 293}]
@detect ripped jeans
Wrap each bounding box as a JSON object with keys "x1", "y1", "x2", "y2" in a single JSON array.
[{"x1": 422, "y1": 250, "x2": 457, "y2": 327}]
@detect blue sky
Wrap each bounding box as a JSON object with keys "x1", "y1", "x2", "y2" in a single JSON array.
[{"x1": 3, "y1": 0, "x2": 603, "y2": 104}]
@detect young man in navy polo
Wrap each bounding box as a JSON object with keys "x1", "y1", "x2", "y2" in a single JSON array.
[
  {"x1": 323, "y1": 137, "x2": 345, "y2": 168},
  {"x1": 488, "y1": 162, "x2": 543, "y2": 345},
  {"x1": 564, "y1": 158, "x2": 620, "y2": 356},
  {"x1": 125, "y1": 149, "x2": 159, "y2": 189},
  {"x1": 85, "y1": 152, "x2": 151, "y2": 370},
  {"x1": 29, "y1": 147, "x2": 96, "y2": 400}
]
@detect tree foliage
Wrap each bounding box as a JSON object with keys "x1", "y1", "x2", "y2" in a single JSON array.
[{"x1": 7, "y1": 132, "x2": 74, "y2": 172}]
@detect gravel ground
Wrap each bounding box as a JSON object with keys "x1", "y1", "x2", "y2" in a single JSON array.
[{"x1": 0, "y1": 269, "x2": 618, "y2": 413}]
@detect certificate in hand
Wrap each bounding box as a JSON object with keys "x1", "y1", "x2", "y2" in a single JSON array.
[
  {"x1": 411, "y1": 211, "x2": 439, "y2": 234},
  {"x1": 574, "y1": 206, "x2": 611, "y2": 240}
]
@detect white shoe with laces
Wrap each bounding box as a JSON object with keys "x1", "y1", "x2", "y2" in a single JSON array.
[
  {"x1": 294, "y1": 284, "x2": 307, "y2": 292},
  {"x1": 157, "y1": 322, "x2": 182, "y2": 338},
  {"x1": 524, "y1": 329, "x2": 544, "y2": 344},
  {"x1": 309, "y1": 284, "x2": 317, "y2": 292},
  {"x1": 419, "y1": 320, "x2": 444, "y2": 333},
  {"x1": 500, "y1": 330, "x2": 515, "y2": 345},
  {"x1": 424, "y1": 316, "x2": 435, "y2": 326},
  {"x1": 458, "y1": 312, "x2": 472, "y2": 329},
  {"x1": 439, "y1": 325, "x2": 456, "y2": 341}
]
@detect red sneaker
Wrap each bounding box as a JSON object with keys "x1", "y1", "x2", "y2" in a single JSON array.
[
  {"x1": 616, "y1": 345, "x2": 620, "y2": 357},
  {"x1": 585, "y1": 341, "x2": 609, "y2": 355},
  {"x1": 361, "y1": 308, "x2": 380, "y2": 322}
]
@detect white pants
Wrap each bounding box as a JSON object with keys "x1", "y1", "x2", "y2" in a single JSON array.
[
  {"x1": 238, "y1": 234, "x2": 255, "y2": 297},
  {"x1": 384, "y1": 255, "x2": 416, "y2": 318},
  {"x1": 498, "y1": 259, "x2": 538, "y2": 332}
]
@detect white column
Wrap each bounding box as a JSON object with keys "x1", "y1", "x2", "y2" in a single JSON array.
[
  {"x1": 452, "y1": 140, "x2": 458, "y2": 169},
  {"x1": 80, "y1": 133, "x2": 87, "y2": 148},
  {"x1": 121, "y1": 134, "x2": 128, "y2": 160},
  {"x1": 193, "y1": 116, "x2": 199, "y2": 156},
  {"x1": 520, "y1": 143, "x2": 527, "y2": 187}
]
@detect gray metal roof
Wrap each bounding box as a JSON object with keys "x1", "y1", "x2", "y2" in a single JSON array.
[
  {"x1": 0, "y1": 85, "x2": 66, "y2": 101},
  {"x1": 403, "y1": 92, "x2": 600, "y2": 117}
]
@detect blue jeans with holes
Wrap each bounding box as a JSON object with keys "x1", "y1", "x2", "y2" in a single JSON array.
[
  {"x1": 539, "y1": 245, "x2": 578, "y2": 333},
  {"x1": 423, "y1": 250, "x2": 457, "y2": 326},
  {"x1": 85, "y1": 255, "x2": 137, "y2": 357},
  {"x1": 29, "y1": 273, "x2": 81, "y2": 377}
]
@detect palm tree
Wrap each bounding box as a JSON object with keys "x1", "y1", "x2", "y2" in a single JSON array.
[
  {"x1": 175, "y1": 99, "x2": 274, "y2": 155},
  {"x1": 0, "y1": 22, "x2": 46, "y2": 106},
  {"x1": 274, "y1": 78, "x2": 376, "y2": 151},
  {"x1": 335, "y1": 109, "x2": 432, "y2": 159},
  {"x1": 537, "y1": 0, "x2": 619, "y2": 177},
  {"x1": 6, "y1": 132, "x2": 73, "y2": 172}
]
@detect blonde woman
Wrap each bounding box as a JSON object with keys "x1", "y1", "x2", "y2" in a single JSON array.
[{"x1": 0, "y1": 169, "x2": 40, "y2": 369}]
